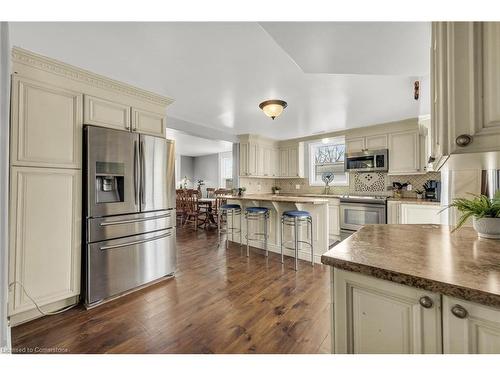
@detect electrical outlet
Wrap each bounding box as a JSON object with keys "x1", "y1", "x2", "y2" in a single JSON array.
[{"x1": 295, "y1": 184, "x2": 301, "y2": 190}]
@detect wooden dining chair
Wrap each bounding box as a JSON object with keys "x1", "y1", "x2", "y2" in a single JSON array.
[
  {"x1": 206, "y1": 188, "x2": 216, "y2": 198},
  {"x1": 183, "y1": 190, "x2": 206, "y2": 230}
]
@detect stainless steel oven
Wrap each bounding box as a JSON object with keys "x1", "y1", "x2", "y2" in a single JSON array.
[
  {"x1": 345, "y1": 149, "x2": 388, "y2": 173},
  {"x1": 340, "y1": 196, "x2": 387, "y2": 238}
]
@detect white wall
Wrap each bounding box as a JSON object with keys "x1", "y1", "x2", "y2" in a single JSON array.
[
  {"x1": 0, "y1": 21, "x2": 11, "y2": 352},
  {"x1": 193, "y1": 153, "x2": 219, "y2": 196},
  {"x1": 180, "y1": 155, "x2": 195, "y2": 188}
]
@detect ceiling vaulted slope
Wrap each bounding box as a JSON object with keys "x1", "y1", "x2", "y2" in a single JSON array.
[{"x1": 9, "y1": 22, "x2": 430, "y2": 140}]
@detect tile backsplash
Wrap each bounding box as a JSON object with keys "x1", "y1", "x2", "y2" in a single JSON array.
[{"x1": 239, "y1": 171, "x2": 440, "y2": 197}]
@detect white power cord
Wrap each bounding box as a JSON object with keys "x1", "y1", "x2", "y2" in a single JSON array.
[{"x1": 8, "y1": 281, "x2": 79, "y2": 316}]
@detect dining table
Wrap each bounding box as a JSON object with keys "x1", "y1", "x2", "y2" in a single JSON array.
[{"x1": 197, "y1": 198, "x2": 217, "y2": 228}]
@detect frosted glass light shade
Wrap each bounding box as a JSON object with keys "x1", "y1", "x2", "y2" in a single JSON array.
[{"x1": 259, "y1": 100, "x2": 287, "y2": 120}]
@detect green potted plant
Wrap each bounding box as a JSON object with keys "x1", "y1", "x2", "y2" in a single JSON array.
[
  {"x1": 442, "y1": 192, "x2": 500, "y2": 238},
  {"x1": 272, "y1": 186, "x2": 281, "y2": 195},
  {"x1": 238, "y1": 187, "x2": 246, "y2": 197}
]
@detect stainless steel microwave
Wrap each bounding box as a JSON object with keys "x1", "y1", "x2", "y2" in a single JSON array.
[{"x1": 344, "y1": 149, "x2": 388, "y2": 172}]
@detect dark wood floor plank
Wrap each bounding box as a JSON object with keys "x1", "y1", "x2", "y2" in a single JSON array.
[{"x1": 11, "y1": 226, "x2": 332, "y2": 354}]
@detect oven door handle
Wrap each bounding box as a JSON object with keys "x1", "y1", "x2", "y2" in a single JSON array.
[{"x1": 99, "y1": 231, "x2": 172, "y2": 251}]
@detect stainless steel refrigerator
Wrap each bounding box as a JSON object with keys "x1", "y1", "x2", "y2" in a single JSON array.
[{"x1": 83, "y1": 125, "x2": 176, "y2": 307}]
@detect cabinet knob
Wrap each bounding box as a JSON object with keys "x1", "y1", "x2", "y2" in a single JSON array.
[
  {"x1": 419, "y1": 296, "x2": 434, "y2": 309},
  {"x1": 451, "y1": 304, "x2": 468, "y2": 319},
  {"x1": 455, "y1": 134, "x2": 473, "y2": 147}
]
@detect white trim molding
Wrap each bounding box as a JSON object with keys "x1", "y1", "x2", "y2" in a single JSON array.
[{"x1": 12, "y1": 46, "x2": 174, "y2": 107}]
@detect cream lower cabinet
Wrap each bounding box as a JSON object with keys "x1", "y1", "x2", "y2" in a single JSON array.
[
  {"x1": 132, "y1": 107, "x2": 166, "y2": 137},
  {"x1": 328, "y1": 199, "x2": 340, "y2": 240},
  {"x1": 8, "y1": 167, "x2": 81, "y2": 322},
  {"x1": 443, "y1": 296, "x2": 500, "y2": 354},
  {"x1": 401, "y1": 204, "x2": 444, "y2": 224},
  {"x1": 333, "y1": 269, "x2": 442, "y2": 354}
]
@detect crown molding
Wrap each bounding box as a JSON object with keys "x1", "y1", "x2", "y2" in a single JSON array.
[{"x1": 11, "y1": 46, "x2": 174, "y2": 107}]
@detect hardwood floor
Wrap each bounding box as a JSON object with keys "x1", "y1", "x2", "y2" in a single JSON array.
[{"x1": 11, "y1": 226, "x2": 332, "y2": 354}]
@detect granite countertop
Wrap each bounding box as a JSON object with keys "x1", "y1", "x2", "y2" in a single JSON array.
[
  {"x1": 225, "y1": 194, "x2": 328, "y2": 204},
  {"x1": 387, "y1": 197, "x2": 442, "y2": 205},
  {"x1": 321, "y1": 224, "x2": 500, "y2": 307}
]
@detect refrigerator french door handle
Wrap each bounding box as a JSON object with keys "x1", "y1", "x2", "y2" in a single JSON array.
[
  {"x1": 140, "y1": 140, "x2": 146, "y2": 205},
  {"x1": 133, "y1": 140, "x2": 139, "y2": 205},
  {"x1": 99, "y1": 212, "x2": 172, "y2": 226},
  {"x1": 99, "y1": 231, "x2": 173, "y2": 251}
]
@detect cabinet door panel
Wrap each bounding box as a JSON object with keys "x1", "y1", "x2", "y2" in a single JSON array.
[
  {"x1": 482, "y1": 23, "x2": 500, "y2": 131},
  {"x1": 365, "y1": 134, "x2": 388, "y2": 150},
  {"x1": 84, "y1": 95, "x2": 130, "y2": 131},
  {"x1": 334, "y1": 269, "x2": 442, "y2": 354},
  {"x1": 132, "y1": 108, "x2": 166, "y2": 137},
  {"x1": 288, "y1": 147, "x2": 298, "y2": 177},
  {"x1": 271, "y1": 148, "x2": 279, "y2": 177},
  {"x1": 388, "y1": 130, "x2": 420, "y2": 174},
  {"x1": 346, "y1": 137, "x2": 365, "y2": 153},
  {"x1": 401, "y1": 204, "x2": 443, "y2": 224},
  {"x1": 443, "y1": 296, "x2": 500, "y2": 354},
  {"x1": 328, "y1": 202, "x2": 340, "y2": 237},
  {"x1": 279, "y1": 148, "x2": 289, "y2": 177},
  {"x1": 9, "y1": 167, "x2": 81, "y2": 315},
  {"x1": 11, "y1": 76, "x2": 82, "y2": 168},
  {"x1": 239, "y1": 143, "x2": 248, "y2": 176}
]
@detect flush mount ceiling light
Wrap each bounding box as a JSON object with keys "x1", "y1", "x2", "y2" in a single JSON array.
[{"x1": 259, "y1": 99, "x2": 287, "y2": 120}]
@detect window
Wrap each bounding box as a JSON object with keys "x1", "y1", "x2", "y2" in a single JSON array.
[
  {"x1": 219, "y1": 151, "x2": 233, "y2": 188},
  {"x1": 308, "y1": 137, "x2": 348, "y2": 186}
]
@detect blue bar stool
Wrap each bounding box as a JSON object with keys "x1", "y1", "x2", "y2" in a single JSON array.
[
  {"x1": 218, "y1": 204, "x2": 242, "y2": 249},
  {"x1": 244, "y1": 207, "x2": 270, "y2": 257},
  {"x1": 281, "y1": 210, "x2": 314, "y2": 270}
]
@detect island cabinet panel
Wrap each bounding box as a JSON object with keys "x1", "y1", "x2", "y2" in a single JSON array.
[
  {"x1": 83, "y1": 95, "x2": 131, "y2": 131},
  {"x1": 333, "y1": 269, "x2": 442, "y2": 354},
  {"x1": 443, "y1": 296, "x2": 500, "y2": 354},
  {"x1": 10, "y1": 76, "x2": 83, "y2": 169},
  {"x1": 131, "y1": 108, "x2": 166, "y2": 138},
  {"x1": 328, "y1": 199, "x2": 340, "y2": 238}
]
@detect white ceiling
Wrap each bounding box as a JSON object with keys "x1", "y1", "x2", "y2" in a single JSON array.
[
  {"x1": 260, "y1": 22, "x2": 430, "y2": 75},
  {"x1": 166, "y1": 129, "x2": 233, "y2": 157},
  {"x1": 9, "y1": 22, "x2": 430, "y2": 140}
]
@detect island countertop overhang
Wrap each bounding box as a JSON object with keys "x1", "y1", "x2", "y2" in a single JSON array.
[{"x1": 321, "y1": 224, "x2": 500, "y2": 308}]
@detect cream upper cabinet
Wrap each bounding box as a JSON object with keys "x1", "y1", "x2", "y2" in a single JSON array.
[
  {"x1": 271, "y1": 148, "x2": 279, "y2": 177},
  {"x1": 346, "y1": 137, "x2": 365, "y2": 153},
  {"x1": 334, "y1": 269, "x2": 442, "y2": 354},
  {"x1": 239, "y1": 143, "x2": 249, "y2": 176},
  {"x1": 443, "y1": 296, "x2": 500, "y2": 354},
  {"x1": 365, "y1": 134, "x2": 388, "y2": 150},
  {"x1": 131, "y1": 108, "x2": 166, "y2": 137},
  {"x1": 10, "y1": 76, "x2": 82, "y2": 169},
  {"x1": 9, "y1": 167, "x2": 81, "y2": 317},
  {"x1": 247, "y1": 143, "x2": 258, "y2": 176},
  {"x1": 84, "y1": 95, "x2": 131, "y2": 131},
  {"x1": 279, "y1": 148, "x2": 289, "y2": 177},
  {"x1": 432, "y1": 22, "x2": 500, "y2": 156},
  {"x1": 388, "y1": 130, "x2": 422, "y2": 175},
  {"x1": 346, "y1": 135, "x2": 388, "y2": 153}
]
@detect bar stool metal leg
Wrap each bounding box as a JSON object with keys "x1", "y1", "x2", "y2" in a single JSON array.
[
  {"x1": 218, "y1": 210, "x2": 222, "y2": 246},
  {"x1": 294, "y1": 217, "x2": 299, "y2": 271},
  {"x1": 246, "y1": 213, "x2": 249, "y2": 257},
  {"x1": 264, "y1": 213, "x2": 268, "y2": 257},
  {"x1": 280, "y1": 217, "x2": 284, "y2": 264},
  {"x1": 239, "y1": 212, "x2": 242, "y2": 247},
  {"x1": 231, "y1": 210, "x2": 234, "y2": 243},
  {"x1": 310, "y1": 218, "x2": 314, "y2": 266},
  {"x1": 225, "y1": 211, "x2": 229, "y2": 250}
]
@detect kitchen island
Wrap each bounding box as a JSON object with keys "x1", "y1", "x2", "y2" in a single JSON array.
[
  {"x1": 225, "y1": 194, "x2": 330, "y2": 264},
  {"x1": 321, "y1": 224, "x2": 500, "y2": 354}
]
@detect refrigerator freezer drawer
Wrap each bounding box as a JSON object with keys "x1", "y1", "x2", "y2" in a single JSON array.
[
  {"x1": 86, "y1": 228, "x2": 176, "y2": 306},
  {"x1": 87, "y1": 209, "x2": 175, "y2": 243}
]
